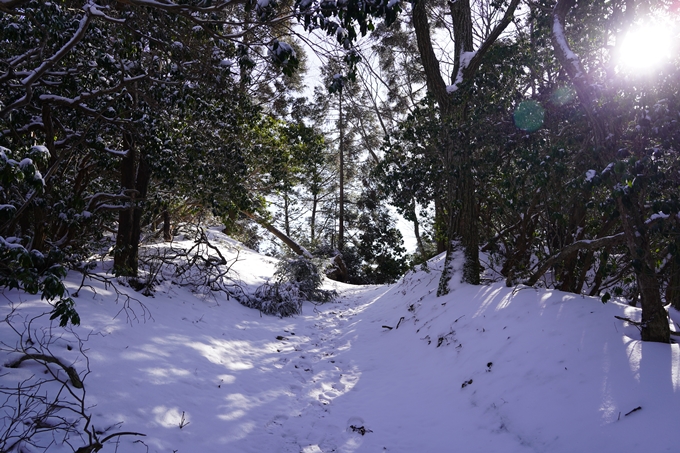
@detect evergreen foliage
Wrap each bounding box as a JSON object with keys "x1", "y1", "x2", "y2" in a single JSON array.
[{"x1": 251, "y1": 257, "x2": 337, "y2": 316}]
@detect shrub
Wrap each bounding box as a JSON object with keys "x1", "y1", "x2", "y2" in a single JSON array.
[{"x1": 248, "y1": 257, "x2": 337, "y2": 316}]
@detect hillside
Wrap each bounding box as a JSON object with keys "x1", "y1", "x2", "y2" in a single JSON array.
[{"x1": 1, "y1": 229, "x2": 679, "y2": 453}]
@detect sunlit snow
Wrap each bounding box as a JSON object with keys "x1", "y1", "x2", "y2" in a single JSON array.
[{"x1": 1, "y1": 229, "x2": 679, "y2": 452}]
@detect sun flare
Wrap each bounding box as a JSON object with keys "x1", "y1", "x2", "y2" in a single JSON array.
[{"x1": 616, "y1": 21, "x2": 678, "y2": 73}]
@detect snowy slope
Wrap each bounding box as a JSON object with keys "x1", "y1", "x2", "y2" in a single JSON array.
[{"x1": 1, "y1": 229, "x2": 679, "y2": 453}]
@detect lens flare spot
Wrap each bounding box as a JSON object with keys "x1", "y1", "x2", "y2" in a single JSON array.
[
  {"x1": 551, "y1": 86, "x2": 575, "y2": 106},
  {"x1": 514, "y1": 100, "x2": 545, "y2": 132}
]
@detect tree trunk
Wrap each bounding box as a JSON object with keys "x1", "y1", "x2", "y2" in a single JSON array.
[
  {"x1": 434, "y1": 198, "x2": 447, "y2": 254},
  {"x1": 310, "y1": 193, "x2": 318, "y2": 245},
  {"x1": 551, "y1": 0, "x2": 669, "y2": 343},
  {"x1": 412, "y1": 0, "x2": 520, "y2": 290},
  {"x1": 407, "y1": 200, "x2": 427, "y2": 260},
  {"x1": 113, "y1": 136, "x2": 136, "y2": 276},
  {"x1": 616, "y1": 193, "x2": 670, "y2": 343},
  {"x1": 283, "y1": 194, "x2": 291, "y2": 237},
  {"x1": 163, "y1": 209, "x2": 172, "y2": 242},
  {"x1": 338, "y1": 89, "x2": 345, "y2": 252},
  {"x1": 666, "y1": 258, "x2": 680, "y2": 312},
  {"x1": 459, "y1": 161, "x2": 480, "y2": 284},
  {"x1": 557, "y1": 196, "x2": 587, "y2": 293},
  {"x1": 127, "y1": 154, "x2": 150, "y2": 274},
  {"x1": 114, "y1": 137, "x2": 151, "y2": 277},
  {"x1": 242, "y1": 211, "x2": 313, "y2": 259}
]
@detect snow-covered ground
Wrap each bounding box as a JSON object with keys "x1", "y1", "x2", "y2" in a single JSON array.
[{"x1": 1, "y1": 229, "x2": 679, "y2": 453}]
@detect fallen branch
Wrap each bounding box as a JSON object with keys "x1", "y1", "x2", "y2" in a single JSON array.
[
  {"x1": 6, "y1": 353, "x2": 83, "y2": 388},
  {"x1": 614, "y1": 315, "x2": 642, "y2": 326},
  {"x1": 624, "y1": 406, "x2": 642, "y2": 416},
  {"x1": 614, "y1": 316, "x2": 680, "y2": 337},
  {"x1": 75, "y1": 432, "x2": 147, "y2": 453}
]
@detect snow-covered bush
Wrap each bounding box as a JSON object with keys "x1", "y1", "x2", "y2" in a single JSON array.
[
  {"x1": 249, "y1": 257, "x2": 337, "y2": 317},
  {"x1": 0, "y1": 147, "x2": 78, "y2": 326}
]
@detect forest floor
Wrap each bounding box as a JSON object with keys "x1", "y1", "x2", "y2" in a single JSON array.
[{"x1": 1, "y1": 228, "x2": 680, "y2": 453}]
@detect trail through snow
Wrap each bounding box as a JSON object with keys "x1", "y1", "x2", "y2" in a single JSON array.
[{"x1": 1, "y1": 231, "x2": 679, "y2": 452}]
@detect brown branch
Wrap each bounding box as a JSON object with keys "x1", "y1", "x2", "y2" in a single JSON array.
[
  {"x1": 412, "y1": 0, "x2": 449, "y2": 106},
  {"x1": 524, "y1": 233, "x2": 626, "y2": 287},
  {"x1": 463, "y1": 0, "x2": 522, "y2": 82},
  {"x1": 242, "y1": 211, "x2": 313, "y2": 259},
  {"x1": 6, "y1": 353, "x2": 84, "y2": 389}
]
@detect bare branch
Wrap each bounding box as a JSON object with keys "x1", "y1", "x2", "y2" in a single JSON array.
[{"x1": 524, "y1": 233, "x2": 626, "y2": 287}]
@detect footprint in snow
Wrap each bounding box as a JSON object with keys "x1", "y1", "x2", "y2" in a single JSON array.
[
  {"x1": 292, "y1": 360, "x2": 313, "y2": 373},
  {"x1": 265, "y1": 414, "x2": 289, "y2": 433},
  {"x1": 318, "y1": 393, "x2": 332, "y2": 405},
  {"x1": 301, "y1": 399, "x2": 330, "y2": 419},
  {"x1": 276, "y1": 436, "x2": 301, "y2": 453},
  {"x1": 292, "y1": 370, "x2": 307, "y2": 384}
]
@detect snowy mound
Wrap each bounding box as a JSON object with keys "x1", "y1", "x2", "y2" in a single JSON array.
[{"x1": 1, "y1": 232, "x2": 678, "y2": 453}]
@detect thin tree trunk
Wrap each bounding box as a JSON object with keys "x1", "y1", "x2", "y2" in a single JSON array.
[
  {"x1": 114, "y1": 135, "x2": 136, "y2": 275},
  {"x1": 616, "y1": 194, "x2": 670, "y2": 342},
  {"x1": 283, "y1": 194, "x2": 291, "y2": 237},
  {"x1": 666, "y1": 259, "x2": 680, "y2": 311},
  {"x1": 310, "y1": 193, "x2": 318, "y2": 245},
  {"x1": 113, "y1": 136, "x2": 151, "y2": 277},
  {"x1": 338, "y1": 89, "x2": 345, "y2": 252},
  {"x1": 162, "y1": 209, "x2": 172, "y2": 242},
  {"x1": 408, "y1": 200, "x2": 426, "y2": 260},
  {"x1": 243, "y1": 211, "x2": 313, "y2": 259},
  {"x1": 557, "y1": 197, "x2": 587, "y2": 292},
  {"x1": 126, "y1": 153, "x2": 151, "y2": 274}
]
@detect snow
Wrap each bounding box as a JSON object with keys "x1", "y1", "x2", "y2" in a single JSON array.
[
  {"x1": 602, "y1": 162, "x2": 615, "y2": 174},
  {"x1": 1, "y1": 230, "x2": 679, "y2": 452},
  {"x1": 273, "y1": 41, "x2": 296, "y2": 59},
  {"x1": 18, "y1": 158, "x2": 33, "y2": 169},
  {"x1": 447, "y1": 51, "x2": 476, "y2": 93},
  {"x1": 0, "y1": 236, "x2": 26, "y2": 252},
  {"x1": 646, "y1": 211, "x2": 670, "y2": 223},
  {"x1": 585, "y1": 169, "x2": 596, "y2": 181},
  {"x1": 553, "y1": 15, "x2": 583, "y2": 78},
  {"x1": 30, "y1": 145, "x2": 50, "y2": 159}
]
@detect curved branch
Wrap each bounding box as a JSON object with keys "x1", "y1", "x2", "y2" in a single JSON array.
[
  {"x1": 524, "y1": 233, "x2": 626, "y2": 287},
  {"x1": 412, "y1": 0, "x2": 449, "y2": 107},
  {"x1": 462, "y1": 0, "x2": 521, "y2": 82},
  {"x1": 551, "y1": 0, "x2": 608, "y2": 148},
  {"x1": 7, "y1": 353, "x2": 84, "y2": 388}
]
